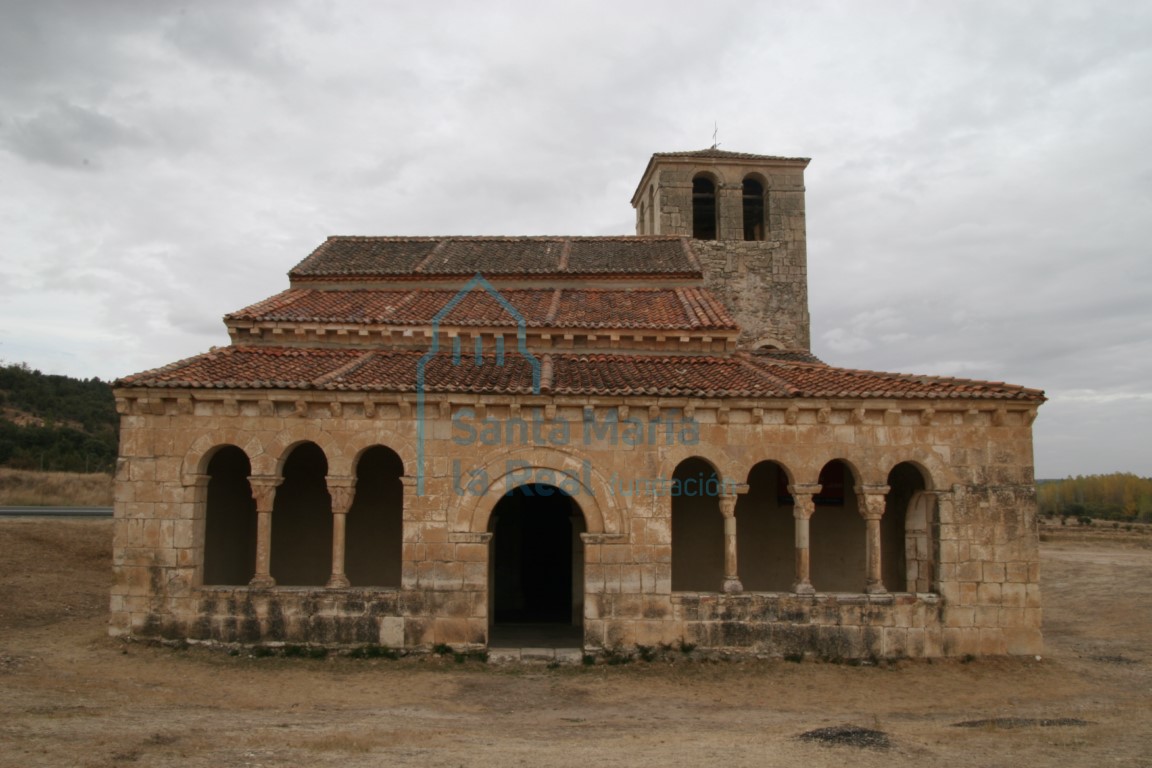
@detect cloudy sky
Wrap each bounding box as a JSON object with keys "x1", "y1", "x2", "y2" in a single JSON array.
[{"x1": 1, "y1": 0, "x2": 1149, "y2": 478}]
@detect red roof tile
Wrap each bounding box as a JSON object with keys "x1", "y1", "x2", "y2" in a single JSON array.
[
  {"x1": 226, "y1": 287, "x2": 736, "y2": 331},
  {"x1": 117, "y1": 347, "x2": 1045, "y2": 402},
  {"x1": 288, "y1": 236, "x2": 701, "y2": 279},
  {"x1": 740, "y1": 355, "x2": 1046, "y2": 400}
]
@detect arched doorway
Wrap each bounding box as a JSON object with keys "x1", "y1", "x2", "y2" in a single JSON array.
[{"x1": 488, "y1": 484, "x2": 586, "y2": 646}]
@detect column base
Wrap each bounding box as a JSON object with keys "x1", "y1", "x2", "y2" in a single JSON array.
[
  {"x1": 792, "y1": 580, "x2": 815, "y2": 595},
  {"x1": 864, "y1": 582, "x2": 889, "y2": 595},
  {"x1": 326, "y1": 575, "x2": 351, "y2": 589},
  {"x1": 722, "y1": 578, "x2": 744, "y2": 594},
  {"x1": 249, "y1": 575, "x2": 276, "y2": 588}
]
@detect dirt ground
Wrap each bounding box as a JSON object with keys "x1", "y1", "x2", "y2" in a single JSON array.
[{"x1": 0, "y1": 520, "x2": 1149, "y2": 768}]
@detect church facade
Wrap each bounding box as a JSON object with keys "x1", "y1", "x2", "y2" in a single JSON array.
[{"x1": 109, "y1": 149, "x2": 1045, "y2": 658}]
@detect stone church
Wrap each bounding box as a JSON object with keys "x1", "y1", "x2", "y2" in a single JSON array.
[{"x1": 110, "y1": 148, "x2": 1045, "y2": 658}]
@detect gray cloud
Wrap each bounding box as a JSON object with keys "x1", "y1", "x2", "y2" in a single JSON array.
[
  {"x1": 2, "y1": 100, "x2": 144, "y2": 168},
  {"x1": 0, "y1": 0, "x2": 1149, "y2": 477}
]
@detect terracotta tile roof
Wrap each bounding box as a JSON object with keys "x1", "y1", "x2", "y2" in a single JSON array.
[
  {"x1": 288, "y1": 236, "x2": 701, "y2": 279},
  {"x1": 740, "y1": 355, "x2": 1046, "y2": 401},
  {"x1": 549, "y1": 355, "x2": 775, "y2": 397},
  {"x1": 226, "y1": 287, "x2": 736, "y2": 331},
  {"x1": 117, "y1": 347, "x2": 1045, "y2": 402},
  {"x1": 117, "y1": 347, "x2": 368, "y2": 390}
]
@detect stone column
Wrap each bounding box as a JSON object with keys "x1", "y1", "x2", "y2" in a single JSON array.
[
  {"x1": 248, "y1": 475, "x2": 282, "y2": 588},
  {"x1": 789, "y1": 483, "x2": 820, "y2": 594},
  {"x1": 719, "y1": 493, "x2": 743, "y2": 593},
  {"x1": 326, "y1": 478, "x2": 356, "y2": 589},
  {"x1": 718, "y1": 182, "x2": 744, "y2": 241},
  {"x1": 857, "y1": 484, "x2": 891, "y2": 595}
]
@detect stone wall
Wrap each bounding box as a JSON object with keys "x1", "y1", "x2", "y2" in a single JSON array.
[{"x1": 109, "y1": 390, "x2": 1042, "y2": 657}]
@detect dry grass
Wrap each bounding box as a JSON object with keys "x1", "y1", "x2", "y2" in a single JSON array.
[
  {"x1": 0, "y1": 467, "x2": 113, "y2": 506},
  {"x1": 1, "y1": 520, "x2": 1150, "y2": 768}
]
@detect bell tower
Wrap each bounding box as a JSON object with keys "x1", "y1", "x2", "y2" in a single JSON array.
[{"x1": 630, "y1": 148, "x2": 812, "y2": 351}]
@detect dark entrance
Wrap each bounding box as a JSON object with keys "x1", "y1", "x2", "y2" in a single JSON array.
[{"x1": 488, "y1": 484, "x2": 585, "y2": 627}]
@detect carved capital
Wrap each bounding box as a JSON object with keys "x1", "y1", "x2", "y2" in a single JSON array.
[
  {"x1": 855, "y1": 485, "x2": 890, "y2": 520},
  {"x1": 248, "y1": 475, "x2": 283, "y2": 512},
  {"x1": 718, "y1": 495, "x2": 737, "y2": 518},
  {"x1": 328, "y1": 480, "x2": 356, "y2": 514}
]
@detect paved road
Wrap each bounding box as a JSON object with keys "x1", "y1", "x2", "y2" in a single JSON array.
[{"x1": 0, "y1": 506, "x2": 113, "y2": 517}]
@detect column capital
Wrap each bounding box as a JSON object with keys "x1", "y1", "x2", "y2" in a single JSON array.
[
  {"x1": 718, "y1": 495, "x2": 737, "y2": 518},
  {"x1": 327, "y1": 476, "x2": 356, "y2": 515},
  {"x1": 856, "y1": 484, "x2": 890, "y2": 521},
  {"x1": 248, "y1": 475, "x2": 283, "y2": 513},
  {"x1": 788, "y1": 483, "x2": 822, "y2": 496}
]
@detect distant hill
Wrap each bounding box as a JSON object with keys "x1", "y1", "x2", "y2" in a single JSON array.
[{"x1": 0, "y1": 362, "x2": 118, "y2": 473}]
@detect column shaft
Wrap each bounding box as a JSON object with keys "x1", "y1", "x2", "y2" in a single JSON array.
[
  {"x1": 858, "y1": 485, "x2": 890, "y2": 595},
  {"x1": 789, "y1": 485, "x2": 818, "y2": 595},
  {"x1": 326, "y1": 482, "x2": 355, "y2": 589},
  {"x1": 720, "y1": 495, "x2": 742, "y2": 593}
]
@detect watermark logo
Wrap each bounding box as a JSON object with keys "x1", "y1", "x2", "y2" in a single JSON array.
[
  {"x1": 415, "y1": 275, "x2": 725, "y2": 498},
  {"x1": 415, "y1": 273, "x2": 540, "y2": 495}
]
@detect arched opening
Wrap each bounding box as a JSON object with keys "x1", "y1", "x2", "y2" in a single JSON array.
[
  {"x1": 270, "y1": 441, "x2": 332, "y2": 586},
  {"x1": 488, "y1": 484, "x2": 586, "y2": 632},
  {"x1": 345, "y1": 446, "x2": 404, "y2": 587},
  {"x1": 692, "y1": 175, "x2": 717, "y2": 240},
  {"x1": 886, "y1": 462, "x2": 934, "y2": 593},
  {"x1": 742, "y1": 177, "x2": 765, "y2": 241},
  {"x1": 809, "y1": 460, "x2": 866, "y2": 592},
  {"x1": 671, "y1": 457, "x2": 724, "y2": 591},
  {"x1": 202, "y1": 445, "x2": 256, "y2": 586},
  {"x1": 735, "y1": 461, "x2": 794, "y2": 591}
]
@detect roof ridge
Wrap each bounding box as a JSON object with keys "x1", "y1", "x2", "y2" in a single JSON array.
[
  {"x1": 412, "y1": 239, "x2": 449, "y2": 273},
  {"x1": 694, "y1": 287, "x2": 737, "y2": 328},
  {"x1": 679, "y1": 238, "x2": 703, "y2": 272},
  {"x1": 733, "y1": 355, "x2": 800, "y2": 396},
  {"x1": 673, "y1": 287, "x2": 704, "y2": 329},
  {"x1": 544, "y1": 289, "x2": 563, "y2": 324},
  {"x1": 556, "y1": 238, "x2": 572, "y2": 271},
  {"x1": 313, "y1": 351, "x2": 377, "y2": 387}
]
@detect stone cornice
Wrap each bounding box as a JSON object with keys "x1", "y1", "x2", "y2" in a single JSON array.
[{"x1": 113, "y1": 387, "x2": 1041, "y2": 427}]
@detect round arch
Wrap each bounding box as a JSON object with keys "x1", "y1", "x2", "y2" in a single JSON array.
[
  {"x1": 262, "y1": 426, "x2": 340, "y2": 477},
  {"x1": 454, "y1": 446, "x2": 621, "y2": 536},
  {"x1": 182, "y1": 432, "x2": 265, "y2": 482},
  {"x1": 653, "y1": 448, "x2": 734, "y2": 492},
  {"x1": 345, "y1": 433, "x2": 418, "y2": 479}
]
